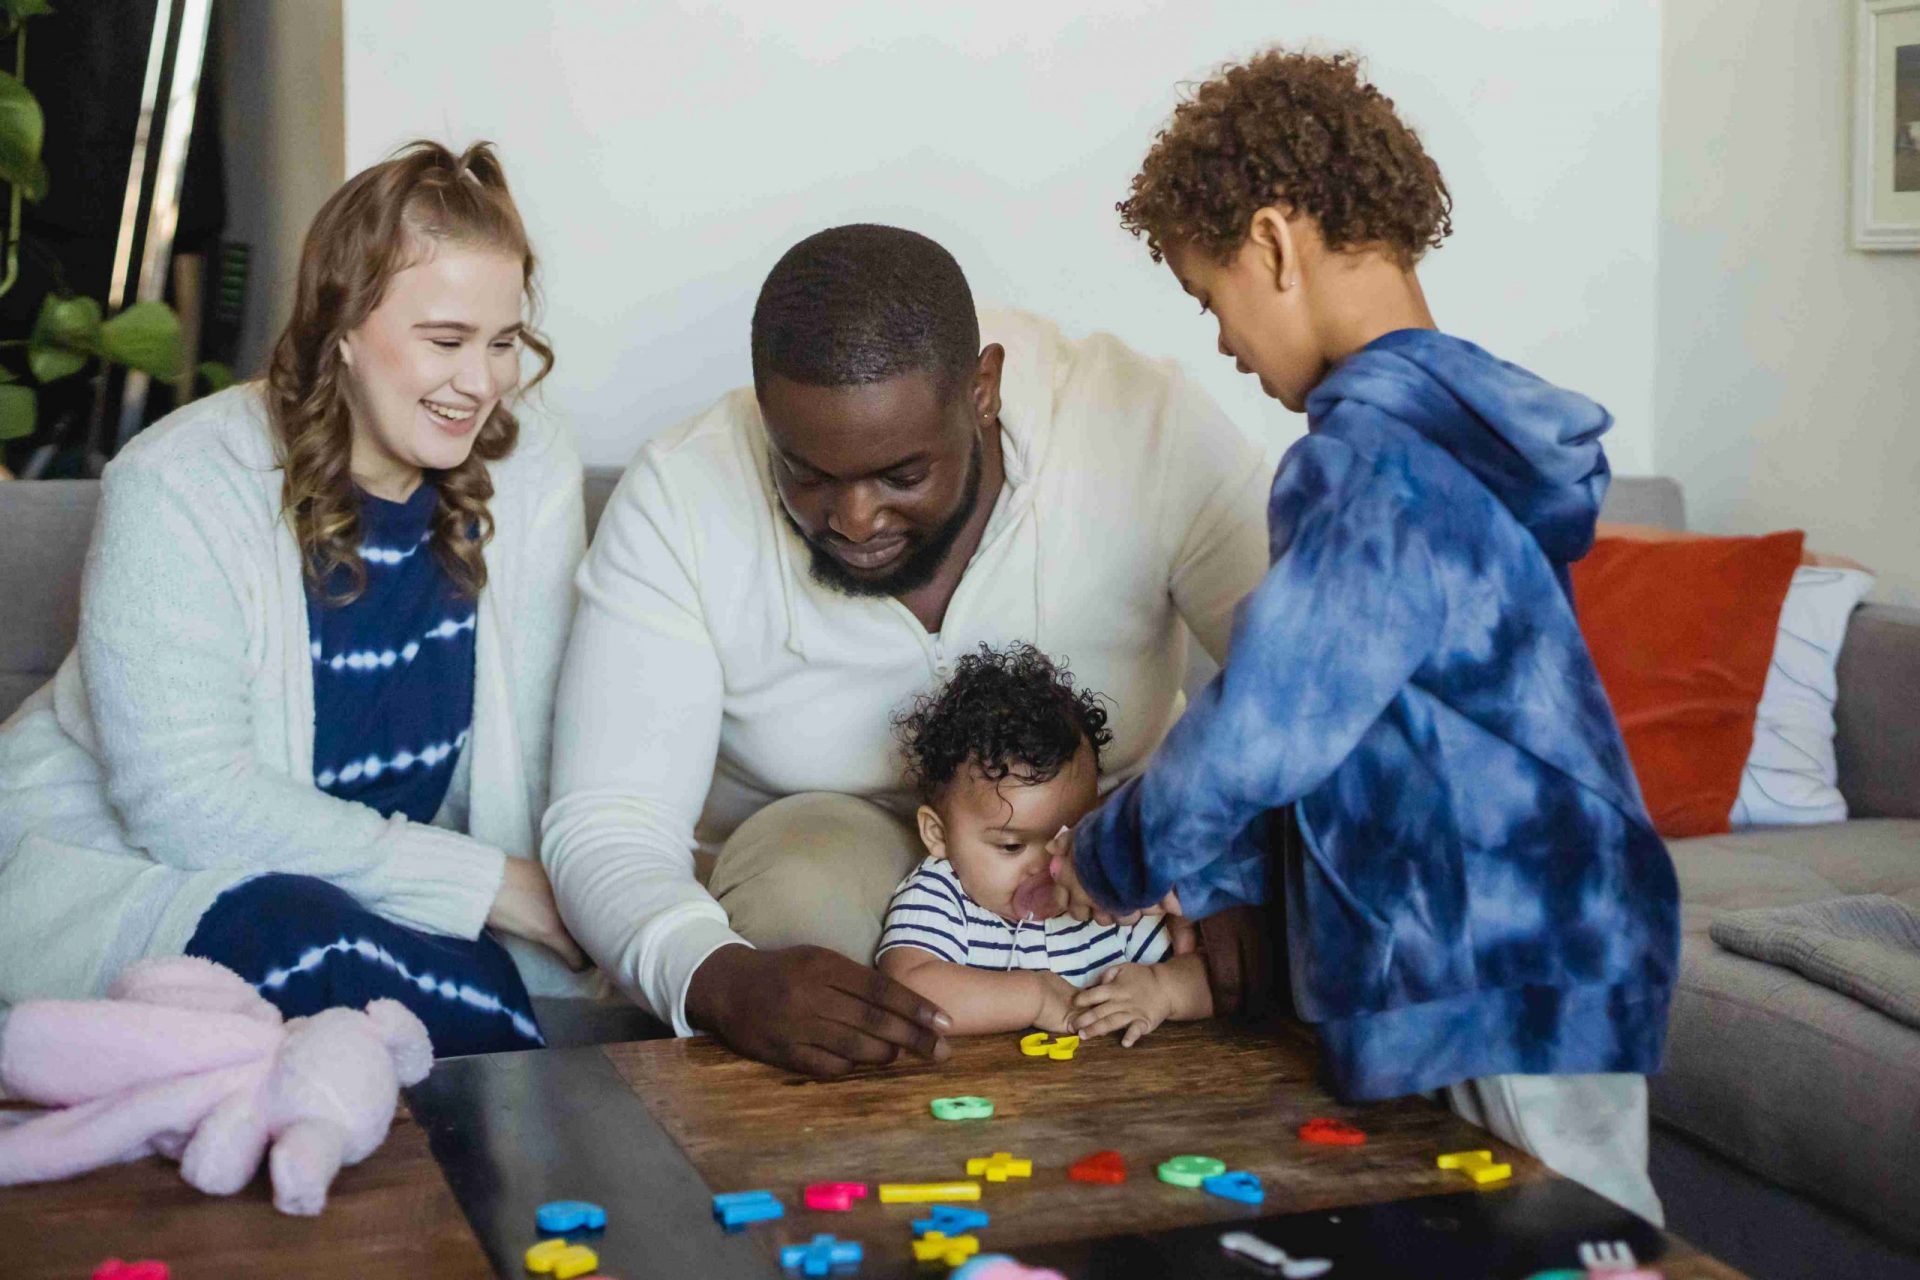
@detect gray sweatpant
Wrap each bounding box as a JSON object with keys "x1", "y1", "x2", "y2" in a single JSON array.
[{"x1": 1443, "y1": 1072, "x2": 1663, "y2": 1225}]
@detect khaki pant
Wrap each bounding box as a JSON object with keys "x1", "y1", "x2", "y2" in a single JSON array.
[
  {"x1": 1444, "y1": 1073, "x2": 1663, "y2": 1226},
  {"x1": 704, "y1": 792, "x2": 923, "y2": 963}
]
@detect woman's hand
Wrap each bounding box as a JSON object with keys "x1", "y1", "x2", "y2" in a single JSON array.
[{"x1": 487, "y1": 856, "x2": 588, "y2": 970}]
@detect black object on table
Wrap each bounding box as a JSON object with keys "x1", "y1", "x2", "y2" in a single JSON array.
[
  {"x1": 408, "y1": 1045, "x2": 770, "y2": 1279},
  {"x1": 1021, "y1": 1179, "x2": 1667, "y2": 1278}
]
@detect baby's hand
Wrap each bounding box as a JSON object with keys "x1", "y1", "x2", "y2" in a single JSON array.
[
  {"x1": 1070, "y1": 963, "x2": 1173, "y2": 1047},
  {"x1": 1031, "y1": 971, "x2": 1080, "y2": 1035}
]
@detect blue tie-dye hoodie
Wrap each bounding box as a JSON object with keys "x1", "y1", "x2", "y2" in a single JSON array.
[{"x1": 1074, "y1": 328, "x2": 1680, "y2": 1101}]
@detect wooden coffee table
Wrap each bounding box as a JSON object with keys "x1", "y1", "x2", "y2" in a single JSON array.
[
  {"x1": 403, "y1": 1020, "x2": 1748, "y2": 1279},
  {"x1": 0, "y1": 1098, "x2": 491, "y2": 1278}
]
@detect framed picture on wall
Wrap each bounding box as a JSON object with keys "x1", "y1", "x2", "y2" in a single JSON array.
[{"x1": 1855, "y1": 0, "x2": 1920, "y2": 248}]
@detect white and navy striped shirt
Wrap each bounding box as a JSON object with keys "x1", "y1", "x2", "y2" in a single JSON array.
[{"x1": 878, "y1": 857, "x2": 1170, "y2": 988}]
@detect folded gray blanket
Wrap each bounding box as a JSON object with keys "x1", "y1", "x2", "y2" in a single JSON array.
[{"x1": 1711, "y1": 895, "x2": 1920, "y2": 1030}]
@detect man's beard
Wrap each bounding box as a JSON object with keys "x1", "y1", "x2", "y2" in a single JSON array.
[{"x1": 781, "y1": 437, "x2": 984, "y2": 599}]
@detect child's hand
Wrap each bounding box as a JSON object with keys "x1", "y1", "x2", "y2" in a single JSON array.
[
  {"x1": 1045, "y1": 826, "x2": 1102, "y2": 922},
  {"x1": 1070, "y1": 963, "x2": 1174, "y2": 1047},
  {"x1": 1031, "y1": 971, "x2": 1080, "y2": 1034},
  {"x1": 1046, "y1": 827, "x2": 1184, "y2": 926}
]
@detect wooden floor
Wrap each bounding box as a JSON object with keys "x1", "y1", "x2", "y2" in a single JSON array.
[
  {"x1": 0, "y1": 1102, "x2": 490, "y2": 1279},
  {"x1": 605, "y1": 1020, "x2": 1749, "y2": 1279}
]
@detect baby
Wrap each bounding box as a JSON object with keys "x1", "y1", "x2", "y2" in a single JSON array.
[{"x1": 877, "y1": 643, "x2": 1211, "y2": 1045}]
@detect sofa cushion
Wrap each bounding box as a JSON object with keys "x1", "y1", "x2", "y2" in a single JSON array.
[
  {"x1": 1598, "y1": 474, "x2": 1685, "y2": 530},
  {"x1": 1836, "y1": 604, "x2": 1920, "y2": 821},
  {"x1": 0, "y1": 481, "x2": 97, "y2": 723},
  {"x1": 1572, "y1": 530, "x2": 1804, "y2": 837},
  {"x1": 529, "y1": 996, "x2": 667, "y2": 1049},
  {"x1": 585, "y1": 466, "x2": 619, "y2": 539},
  {"x1": 1654, "y1": 819, "x2": 1920, "y2": 1247}
]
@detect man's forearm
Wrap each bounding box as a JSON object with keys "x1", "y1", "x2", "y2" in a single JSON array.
[
  {"x1": 544, "y1": 475, "x2": 734, "y2": 1032},
  {"x1": 541, "y1": 800, "x2": 741, "y2": 1034}
]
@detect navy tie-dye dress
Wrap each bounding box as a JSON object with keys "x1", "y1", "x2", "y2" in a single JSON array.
[
  {"x1": 185, "y1": 484, "x2": 543, "y2": 1057},
  {"x1": 1074, "y1": 328, "x2": 1679, "y2": 1101}
]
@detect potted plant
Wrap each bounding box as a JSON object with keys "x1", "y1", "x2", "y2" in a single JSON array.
[{"x1": 0, "y1": 0, "x2": 227, "y2": 461}]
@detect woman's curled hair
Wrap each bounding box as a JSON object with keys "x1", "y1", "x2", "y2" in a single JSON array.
[{"x1": 267, "y1": 139, "x2": 555, "y2": 605}]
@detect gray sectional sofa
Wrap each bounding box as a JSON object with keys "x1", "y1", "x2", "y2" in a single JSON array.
[{"x1": 2, "y1": 470, "x2": 1915, "y2": 1280}]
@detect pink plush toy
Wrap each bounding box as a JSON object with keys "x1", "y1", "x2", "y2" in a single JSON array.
[
  {"x1": 0, "y1": 956, "x2": 432, "y2": 1216},
  {"x1": 952, "y1": 1259, "x2": 1069, "y2": 1280}
]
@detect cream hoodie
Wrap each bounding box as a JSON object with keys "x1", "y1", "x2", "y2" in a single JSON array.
[{"x1": 542, "y1": 310, "x2": 1272, "y2": 1033}]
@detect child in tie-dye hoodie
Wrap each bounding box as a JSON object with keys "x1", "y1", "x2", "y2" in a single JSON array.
[{"x1": 1050, "y1": 50, "x2": 1679, "y2": 1223}]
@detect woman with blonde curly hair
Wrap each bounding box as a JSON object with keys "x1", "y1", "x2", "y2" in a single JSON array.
[{"x1": 0, "y1": 141, "x2": 593, "y2": 1055}]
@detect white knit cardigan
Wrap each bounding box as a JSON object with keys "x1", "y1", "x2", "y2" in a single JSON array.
[{"x1": 0, "y1": 385, "x2": 599, "y2": 1005}]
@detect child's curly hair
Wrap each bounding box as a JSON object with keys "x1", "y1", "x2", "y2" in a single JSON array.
[
  {"x1": 896, "y1": 643, "x2": 1113, "y2": 796},
  {"x1": 1118, "y1": 49, "x2": 1452, "y2": 268}
]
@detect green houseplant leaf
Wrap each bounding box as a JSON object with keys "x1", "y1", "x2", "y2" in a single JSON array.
[
  {"x1": 196, "y1": 360, "x2": 234, "y2": 392},
  {"x1": 100, "y1": 300, "x2": 182, "y2": 378},
  {"x1": 0, "y1": 70, "x2": 46, "y2": 200},
  {"x1": 0, "y1": 380, "x2": 32, "y2": 439},
  {"x1": 0, "y1": 1, "x2": 57, "y2": 20},
  {"x1": 27, "y1": 292, "x2": 98, "y2": 382}
]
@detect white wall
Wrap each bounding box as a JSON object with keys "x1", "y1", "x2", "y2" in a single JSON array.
[
  {"x1": 343, "y1": 0, "x2": 1659, "y2": 473},
  {"x1": 220, "y1": 0, "x2": 345, "y2": 378},
  {"x1": 1659, "y1": 2, "x2": 1920, "y2": 606}
]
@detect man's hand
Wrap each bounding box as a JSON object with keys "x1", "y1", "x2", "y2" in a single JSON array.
[
  {"x1": 1069, "y1": 962, "x2": 1173, "y2": 1047},
  {"x1": 684, "y1": 944, "x2": 953, "y2": 1078}
]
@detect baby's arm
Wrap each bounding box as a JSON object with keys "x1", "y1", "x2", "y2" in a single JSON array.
[
  {"x1": 878, "y1": 947, "x2": 1077, "y2": 1037},
  {"x1": 1069, "y1": 954, "x2": 1213, "y2": 1047}
]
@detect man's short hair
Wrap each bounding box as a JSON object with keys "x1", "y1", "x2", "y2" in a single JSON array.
[{"x1": 751, "y1": 224, "x2": 980, "y2": 398}]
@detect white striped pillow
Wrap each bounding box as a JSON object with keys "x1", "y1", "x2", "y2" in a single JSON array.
[{"x1": 1731, "y1": 565, "x2": 1876, "y2": 827}]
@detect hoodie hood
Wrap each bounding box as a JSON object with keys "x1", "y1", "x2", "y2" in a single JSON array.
[{"x1": 1305, "y1": 329, "x2": 1612, "y2": 565}]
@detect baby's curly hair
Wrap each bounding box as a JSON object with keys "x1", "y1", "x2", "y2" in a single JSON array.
[
  {"x1": 1118, "y1": 48, "x2": 1452, "y2": 268},
  {"x1": 896, "y1": 643, "x2": 1113, "y2": 797}
]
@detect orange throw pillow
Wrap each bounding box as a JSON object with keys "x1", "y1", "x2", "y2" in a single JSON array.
[{"x1": 1571, "y1": 530, "x2": 1805, "y2": 838}]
